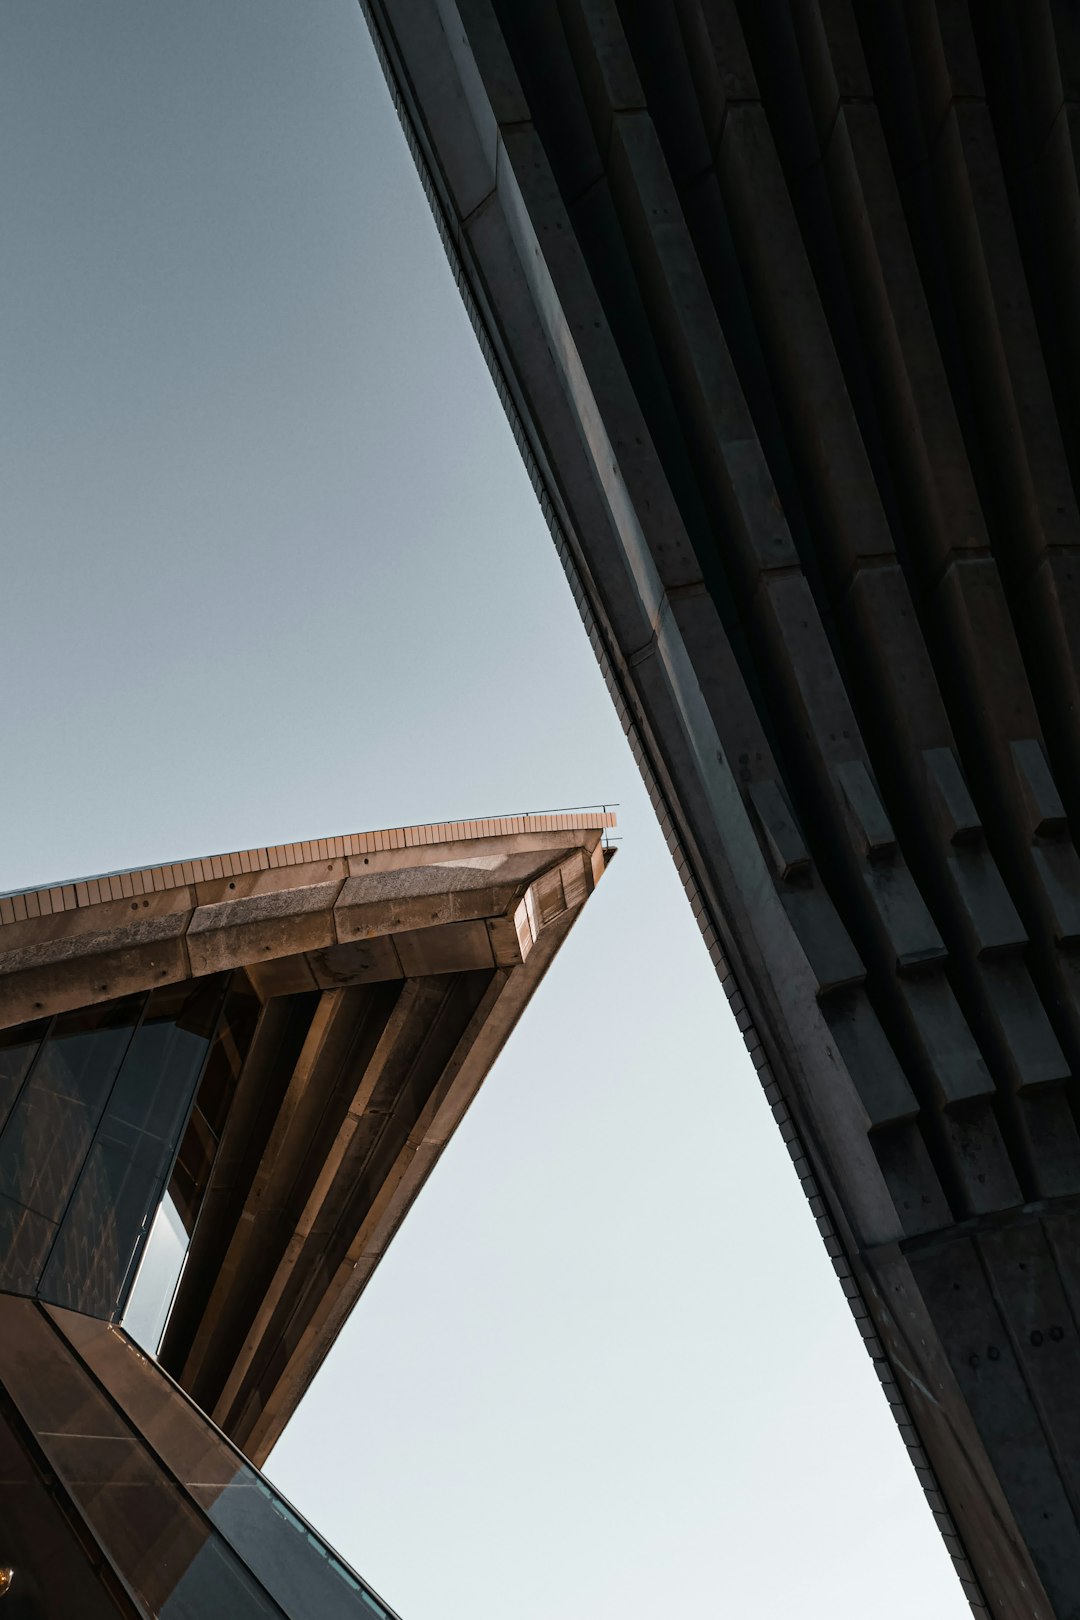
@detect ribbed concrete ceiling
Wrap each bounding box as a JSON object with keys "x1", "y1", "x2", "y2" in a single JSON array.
[{"x1": 356, "y1": 4, "x2": 1080, "y2": 1613}]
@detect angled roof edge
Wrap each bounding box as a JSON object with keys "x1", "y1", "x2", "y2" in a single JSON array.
[
  {"x1": 0, "y1": 809, "x2": 617, "y2": 920},
  {"x1": 0, "y1": 811, "x2": 618, "y2": 1029}
]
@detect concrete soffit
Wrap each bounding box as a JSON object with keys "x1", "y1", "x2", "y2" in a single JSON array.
[{"x1": 355, "y1": 4, "x2": 1000, "y2": 1610}]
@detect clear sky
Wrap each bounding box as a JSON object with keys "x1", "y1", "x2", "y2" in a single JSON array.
[{"x1": 1, "y1": 5, "x2": 968, "y2": 1616}]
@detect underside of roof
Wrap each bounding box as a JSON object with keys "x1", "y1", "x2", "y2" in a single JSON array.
[
  {"x1": 354, "y1": 3, "x2": 1080, "y2": 1614},
  {"x1": 0, "y1": 812, "x2": 614, "y2": 1462}
]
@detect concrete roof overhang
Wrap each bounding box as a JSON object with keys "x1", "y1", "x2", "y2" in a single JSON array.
[{"x1": 0, "y1": 810, "x2": 615, "y2": 1463}]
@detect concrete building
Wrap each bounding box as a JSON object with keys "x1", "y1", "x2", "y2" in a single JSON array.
[
  {"x1": 0, "y1": 810, "x2": 613, "y2": 1615},
  {"x1": 356, "y1": 4, "x2": 1080, "y2": 1615}
]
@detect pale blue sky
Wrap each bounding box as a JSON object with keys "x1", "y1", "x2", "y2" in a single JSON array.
[{"x1": 1, "y1": 5, "x2": 967, "y2": 1616}]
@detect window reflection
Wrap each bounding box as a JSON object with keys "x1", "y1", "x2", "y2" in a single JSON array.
[
  {"x1": 39, "y1": 978, "x2": 230, "y2": 1320},
  {"x1": 0, "y1": 1297, "x2": 400, "y2": 1620},
  {"x1": 0, "y1": 974, "x2": 255, "y2": 1321},
  {"x1": 0, "y1": 1402, "x2": 126, "y2": 1618},
  {"x1": 0, "y1": 998, "x2": 142, "y2": 1242},
  {"x1": 55, "y1": 1308, "x2": 398, "y2": 1620},
  {"x1": 0, "y1": 1019, "x2": 48, "y2": 1138},
  {"x1": 0, "y1": 1193, "x2": 57, "y2": 1295},
  {"x1": 0, "y1": 972, "x2": 403, "y2": 1618},
  {"x1": 0, "y1": 1296, "x2": 276, "y2": 1619}
]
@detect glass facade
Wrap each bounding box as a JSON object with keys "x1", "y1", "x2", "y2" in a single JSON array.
[
  {"x1": 0, "y1": 1392, "x2": 130, "y2": 1619},
  {"x1": 0, "y1": 977, "x2": 245, "y2": 1320},
  {"x1": 0, "y1": 973, "x2": 403, "y2": 1616},
  {"x1": 0, "y1": 995, "x2": 144, "y2": 1299},
  {"x1": 0, "y1": 1295, "x2": 398, "y2": 1620}
]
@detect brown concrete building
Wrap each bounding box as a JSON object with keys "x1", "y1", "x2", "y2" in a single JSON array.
[
  {"x1": 355, "y1": 4, "x2": 1080, "y2": 1616},
  {"x1": 0, "y1": 810, "x2": 614, "y2": 1616}
]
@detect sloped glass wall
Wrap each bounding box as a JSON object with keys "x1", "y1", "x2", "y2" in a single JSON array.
[
  {"x1": 0, "y1": 1296, "x2": 398, "y2": 1620},
  {"x1": 0, "y1": 975, "x2": 254, "y2": 1320}
]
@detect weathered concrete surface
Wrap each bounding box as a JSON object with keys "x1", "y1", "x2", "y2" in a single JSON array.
[{"x1": 357, "y1": 3, "x2": 1080, "y2": 1614}]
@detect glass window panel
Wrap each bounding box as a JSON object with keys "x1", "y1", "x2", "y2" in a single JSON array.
[
  {"x1": 0, "y1": 998, "x2": 142, "y2": 1224},
  {"x1": 37, "y1": 1434, "x2": 274, "y2": 1620},
  {"x1": 0, "y1": 1191, "x2": 58, "y2": 1295},
  {"x1": 187, "y1": 1484, "x2": 381, "y2": 1620},
  {"x1": 0, "y1": 1406, "x2": 127, "y2": 1619},
  {"x1": 6, "y1": 977, "x2": 230, "y2": 1320},
  {"x1": 56, "y1": 1310, "x2": 242, "y2": 1489},
  {"x1": 95, "y1": 1115, "x2": 176, "y2": 1181},
  {"x1": 0, "y1": 1018, "x2": 48, "y2": 1137},
  {"x1": 27, "y1": 998, "x2": 143, "y2": 1108},
  {"x1": 40, "y1": 1142, "x2": 160, "y2": 1318},
  {"x1": 0, "y1": 1294, "x2": 139, "y2": 1439},
  {"x1": 158, "y1": 1536, "x2": 282, "y2": 1620},
  {"x1": 107, "y1": 977, "x2": 228, "y2": 1147},
  {"x1": 52, "y1": 1308, "x2": 397, "y2": 1619},
  {"x1": 105, "y1": 1021, "x2": 209, "y2": 1146},
  {"x1": 0, "y1": 1297, "x2": 278, "y2": 1619}
]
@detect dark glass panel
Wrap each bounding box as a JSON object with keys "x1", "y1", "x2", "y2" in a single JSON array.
[
  {"x1": 52, "y1": 1309, "x2": 397, "y2": 1620},
  {"x1": 157, "y1": 1537, "x2": 285, "y2": 1620},
  {"x1": 39, "y1": 1141, "x2": 160, "y2": 1317},
  {"x1": 0, "y1": 998, "x2": 143, "y2": 1224},
  {"x1": 36, "y1": 1433, "x2": 276, "y2": 1620},
  {"x1": 97, "y1": 1113, "x2": 176, "y2": 1179},
  {"x1": 105, "y1": 1021, "x2": 207, "y2": 1146},
  {"x1": 0, "y1": 1019, "x2": 48, "y2": 1137},
  {"x1": 37, "y1": 977, "x2": 228, "y2": 1320},
  {"x1": 186, "y1": 1486, "x2": 397, "y2": 1620},
  {"x1": 0, "y1": 1192, "x2": 57, "y2": 1294},
  {"x1": 107, "y1": 978, "x2": 228, "y2": 1147},
  {"x1": 0, "y1": 1403, "x2": 127, "y2": 1619},
  {"x1": 0, "y1": 1297, "x2": 278, "y2": 1620}
]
